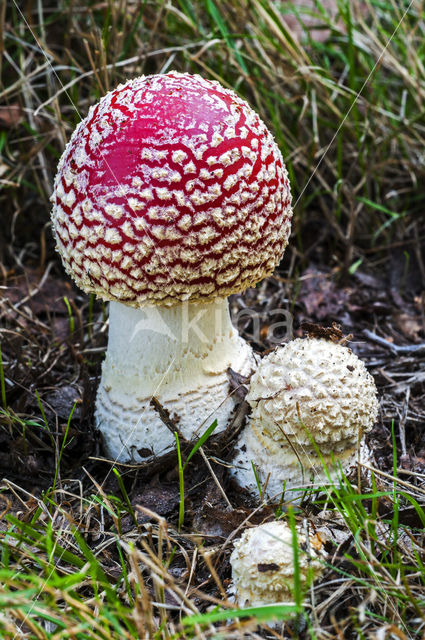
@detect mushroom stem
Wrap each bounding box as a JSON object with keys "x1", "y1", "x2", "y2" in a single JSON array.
[{"x1": 96, "y1": 298, "x2": 256, "y2": 462}]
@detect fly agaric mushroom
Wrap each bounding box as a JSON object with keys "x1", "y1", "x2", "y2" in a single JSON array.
[
  {"x1": 231, "y1": 338, "x2": 379, "y2": 501},
  {"x1": 51, "y1": 72, "x2": 292, "y2": 462},
  {"x1": 230, "y1": 520, "x2": 324, "y2": 609}
]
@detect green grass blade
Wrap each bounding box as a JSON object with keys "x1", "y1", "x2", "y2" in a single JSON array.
[
  {"x1": 175, "y1": 432, "x2": 185, "y2": 531},
  {"x1": 182, "y1": 602, "x2": 303, "y2": 627},
  {"x1": 0, "y1": 343, "x2": 6, "y2": 409},
  {"x1": 113, "y1": 468, "x2": 138, "y2": 527},
  {"x1": 183, "y1": 418, "x2": 218, "y2": 470}
]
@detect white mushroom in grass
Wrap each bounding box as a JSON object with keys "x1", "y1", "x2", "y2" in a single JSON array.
[
  {"x1": 51, "y1": 72, "x2": 293, "y2": 462},
  {"x1": 230, "y1": 520, "x2": 324, "y2": 609},
  {"x1": 231, "y1": 338, "x2": 379, "y2": 501}
]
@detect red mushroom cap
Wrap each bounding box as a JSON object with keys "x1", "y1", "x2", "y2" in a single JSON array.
[{"x1": 52, "y1": 72, "x2": 292, "y2": 306}]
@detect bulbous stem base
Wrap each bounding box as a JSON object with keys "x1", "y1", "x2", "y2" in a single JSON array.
[{"x1": 95, "y1": 299, "x2": 256, "y2": 462}]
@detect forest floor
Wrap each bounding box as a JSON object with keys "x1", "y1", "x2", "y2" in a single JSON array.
[
  {"x1": 2, "y1": 1, "x2": 425, "y2": 638},
  {"x1": 1, "y1": 236, "x2": 425, "y2": 638}
]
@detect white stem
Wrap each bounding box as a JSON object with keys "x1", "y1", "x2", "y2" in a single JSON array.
[{"x1": 96, "y1": 299, "x2": 256, "y2": 462}]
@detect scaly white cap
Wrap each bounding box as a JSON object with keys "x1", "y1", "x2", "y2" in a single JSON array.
[
  {"x1": 231, "y1": 338, "x2": 379, "y2": 500},
  {"x1": 230, "y1": 520, "x2": 324, "y2": 607}
]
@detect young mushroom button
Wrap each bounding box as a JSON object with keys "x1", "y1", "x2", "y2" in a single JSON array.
[
  {"x1": 230, "y1": 520, "x2": 324, "y2": 610},
  {"x1": 231, "y1": 338, "x2": 379, "y2": 501},
  {"x1": 51, "y1": 72, "x2": 293, "y2": 462}
]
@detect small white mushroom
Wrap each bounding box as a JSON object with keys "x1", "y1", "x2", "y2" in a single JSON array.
[
  {"x1": 230, "y1": 520, "x2": 324, "y2": 608},
  {"x1": 231, "y1": 338, "x2": 379, "y2": 501}
]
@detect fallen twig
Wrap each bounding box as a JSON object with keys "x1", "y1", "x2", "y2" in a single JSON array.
[{"x1": 363, "y1": 329, "x2": 425, "y2": 356}]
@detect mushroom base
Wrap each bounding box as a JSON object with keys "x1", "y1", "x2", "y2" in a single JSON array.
[
  {"x1": 96, "y1": 299, "x2": 256, "y2": 462},
  {"x1": 231, "y1": 424, "x2": 371, "y2": 504}
]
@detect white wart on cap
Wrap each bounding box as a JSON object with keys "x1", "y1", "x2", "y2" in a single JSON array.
[
  {"x1": 231, "y1": 338, "x2": 379, "y2": 500},
  {"x1": 51, "y1": 72, "x2": 293, "y2": 462}
]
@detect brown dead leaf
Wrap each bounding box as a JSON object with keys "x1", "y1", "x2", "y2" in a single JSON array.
[
  {"x1": 300, "y1": 270, "x2": 350, "y2": 320},
  {"x1": 393, "y1": 312, "x2": 423, "y2": 342},
  {"x1": 0, "y1": 104, "x2": 23, "y2": 128},
  {"x1": 310, "y1": 531, "x2": 327, "y2": 551},
  {"x1": 3, "y1": 268, "x2": 76, "y2": 315},
  {"x1": 301, "y1": 321, "x2": 350, "y2": 343},
  {"x1": 282, "y1": 0, "x2": 337, "y2": 43}
]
